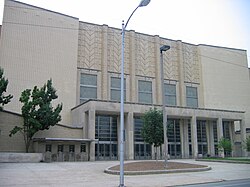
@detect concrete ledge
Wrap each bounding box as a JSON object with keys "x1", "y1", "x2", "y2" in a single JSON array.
[
  {"x1": 104, "y1": 166, "x2": 211, "y2": 175},
  {"x1": 0, "y1": 152, "x2": 43, "y2": 163}
]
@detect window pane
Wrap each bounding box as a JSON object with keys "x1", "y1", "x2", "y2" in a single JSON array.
[
  {"x1": 187, "y1": 98, "x2": 198, "y2": 107},
  {"x1": 111, "y1": 89, "x2": 120, "y2": 101},
  {"x1": 186, "y1": 87, "x2": 197, "y2": 97},
  {"x1": 139, "y1": 92, "x2": 152, "y2": 104},
  {"x1": 81, "y1": 74, "x2": 97, "y2": 85},
  {"x1": 138, "y1": 80, "x2": 152, "y2": 92},
  {"x1": 165, "y1": 95, "x2": 176, "y2": 106},
  {"x1": 165, "y1": 84, "x2": 176, "y2": 95},
  {"x1": 187, "y1": 97, "x2": 198, "y2": 107},
  {"x1": 138, "y1": 80, "x2": 152, "y2": 104},
  {"x1": 186, "y1": 86, "x2": 198, "y2": 107},
  {"x1": 111, "y1": 77, "x2": 120, "y2": 88},
  {"x1": 80, "y1": 86, "x2": 97, "y2": 99},
  {"x1": 164, "y1": 84, "x2": 176, "y2": 106},
  {"x1": 110, "y1": 77, "x2": 126, "y2": 101}
]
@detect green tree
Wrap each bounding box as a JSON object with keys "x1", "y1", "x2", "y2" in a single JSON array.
[
  {"x1": 218, "y1": 138, "x2": 232, "y2": 157},
  {"x1": 9, "y1": 79, "x2": 62, "y2": 152},
  {"x1": 141, "y1": 108, "x2": 163, "y2": 160},
  {"x1": 243, "y1": 136, "x2": 250, "y2": 152},
  {"x1": 0, "y1": 67, "x2": 13, "y2": 110}
]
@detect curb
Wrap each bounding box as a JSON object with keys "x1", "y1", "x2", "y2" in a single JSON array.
[
  {"x1": 196, "y1": 159, "x2": 250, "y2": 164},
  {"x1": 104, "y1": 166, "x2": 212, "y2": 175}
]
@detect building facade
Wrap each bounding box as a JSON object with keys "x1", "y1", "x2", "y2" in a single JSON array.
[{"x1": 0, "y1": 0, "x2": 250, "y2": 161}]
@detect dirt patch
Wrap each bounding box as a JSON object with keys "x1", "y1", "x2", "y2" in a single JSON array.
[{"x1": 110, "y1": 161, "x2": 207, "y2": 171}]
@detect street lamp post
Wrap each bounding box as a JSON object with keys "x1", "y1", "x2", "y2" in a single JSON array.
[
  {"x1": 160, "y1": 45, "x2": 170, "y2": 167},
  {"x1": 119, "y1": 1, "x2": 150, "y2": 186}
]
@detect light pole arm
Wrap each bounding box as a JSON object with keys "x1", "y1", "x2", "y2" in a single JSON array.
[{"x1": 124, "y1": 5, "x2": 140, "y2": 30}]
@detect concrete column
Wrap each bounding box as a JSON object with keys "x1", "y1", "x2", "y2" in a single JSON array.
[
  {"x1": 240, "y1": 119, "x2": 247, "y2": 157},
  {"x1": 88, "y1": 110, "x2": 96, "y2": 161},
  {"x1": 230, "y1": 122, "x2": 236, "y2": 157},
  {"x1": 125, "y1": 112, "x2": 134, "y2": 160},
  {"x1": 101, "y1": 25, "x2": 108, "y2": 100},
  {"x1": 191, "y1": 115, "x2": 198, "y2": 158},
  {"x1": 181, "y1": 119, "x2": 189, "y2": 158},
  {"x1": 207, "y1": 121, "x2": 215, "y2": 156},
  {"x1": 217, "y1": 117, "x2": 224, "y2": 158},
  {"x1": 217, "y1": 118, "x2": 223, "y2": 140}
]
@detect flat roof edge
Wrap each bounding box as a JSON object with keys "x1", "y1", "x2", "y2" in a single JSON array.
[
  {"x1": 71, "y1": 99, "x2": 245, "y2": 114},
  {"x1": 9, "y1": 0, "x2": 79, "y2": 20}
]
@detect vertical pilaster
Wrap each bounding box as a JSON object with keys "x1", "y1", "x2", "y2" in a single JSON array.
[
  {"x1": 217, "y1": 117, "x2": 224, "y2": 157},
  {"x1": 129, "y1": 30, "x2": 136, "y2": 102},
  {"x1": 230, "y1": 122, "x2": 236, "y2": 157},
  {"x1": 191, "y1": 115, "x2": 198, "y2": 158},
  {"x1": 126, "y1": 112, "x2": 134, "y2": 160},
  {"x1": 177, "y1": 41, "x2": 185, "y2": 107},
  {"x1": 154, "y1": 35, "x2": 161, "y2": 105},
  {"x1": 101, "y1": 24, "x2": 108, "y2": 100},
  {"x1": 240, "y1": 119, "x2": 247, "y2": 157},
  {"x1": 217, "y1": 118, "x2": 223, "y2": 140},
  {"x1": 181, "y1": 119, "x2": 189, "y2": 158},
  {"x1": 88, "y1": 110, "x2": 96, "y2": 161},
  {"x1": 207, "y1": 121, "x2": 215, "y2": 156}
]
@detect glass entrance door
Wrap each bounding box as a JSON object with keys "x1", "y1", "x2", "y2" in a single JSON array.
[
  {"x1": 197, "y1": 120, "x2": 208, "y2": 156},
  {"x1": 95, "y1": 115, "x2": 118, "y2": 160},
  {"x1": 167, "y1": 119, "x2": 181, "y2": 158},
  {"x1": 95, "y1": 142, "x2": 117, "y2": 160},
  {"x1": 134, "y1": 117, "x2": 152, "y2": 160}
]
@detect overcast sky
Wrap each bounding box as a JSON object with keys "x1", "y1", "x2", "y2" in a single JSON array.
[{"x1": 0, "y1": 0, "x2": 249, "y2": 65}]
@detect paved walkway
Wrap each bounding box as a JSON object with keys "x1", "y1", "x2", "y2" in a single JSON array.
[{"x1": 0, "y1": 159, "x2": 250, "y2": 187}]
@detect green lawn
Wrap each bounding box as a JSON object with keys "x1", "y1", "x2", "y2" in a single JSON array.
[{"x1": 199, "y1": 157, "x2": 250, "y2": 164}]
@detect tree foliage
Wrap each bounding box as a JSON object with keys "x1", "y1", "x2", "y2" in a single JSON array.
[
  {"x1": 0, "y1": 67, "x2": 13, "y2": 110},
  {"x1": 141, "y1": 108, "x2": 164, "y2": 147},
  {"x1": 243, "y1": 136, "x2": 250, "y2": 152},
  {"x1": 9, "y1": 79, "x2": 62, "y2": 152},
  {"x1": 218, "y1": 138, "x2": 232, "y2": 156}
]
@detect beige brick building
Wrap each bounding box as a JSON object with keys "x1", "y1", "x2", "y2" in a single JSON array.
[{"x1": 0, "y1": 0, "x2": 249, "y2": 161}]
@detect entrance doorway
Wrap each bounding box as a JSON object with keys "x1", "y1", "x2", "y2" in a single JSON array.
[{"x1": 95, "y1": 115, "x2": 118, "y2": 160}]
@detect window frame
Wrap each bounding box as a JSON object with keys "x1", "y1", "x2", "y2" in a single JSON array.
[
  {"x1": 138, "y1": 80, "x2": 153, "y2": 104},
  {"x1": 186, "y1": 86, "x2": 198, "y2": 108},
  {"x1": 164, "y1": 83, "x2": 177, "y2": 106},
  {"x1": 80, "y1": 73, "x2": 97, "y2": 103},
  {"x1": 110, "y1": 77, "x2": 126, "y2": 101}
]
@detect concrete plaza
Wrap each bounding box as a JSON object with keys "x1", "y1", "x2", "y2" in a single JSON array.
[{"x1": 0, "y1": 159, "x2": 250, "y2": 187}]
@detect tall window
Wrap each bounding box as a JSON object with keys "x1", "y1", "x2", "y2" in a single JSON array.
[
  {"x1": 223, "y1": 121, "x2": 231, "y2": 140},
  {"x1": 138, "y1": 80, "x2": 152, "y2": 104},
  {"x1": 197, "y1": 120, "x2": 207, "y2": 155},
  {"x1": 110, "y1": 77, "x2": 126, "y2": 101},
  {"x1": 167, "y1": 119, "x2": 181, "y2": 158},
  {"x1": 213, "y1": 121, "x2": 218, "y2": 156},
  {"x1": 95, "y1": 116, "x2": 118, "y2": 160},
  {"x1": 164, "y1": 84, "x2": 176, "y2": 106},
  {"x1": 186, "y1": 86, "x2": 198, "y2": 107},
  {"x1": 80, "y1": 73, "x2": 97, "y2": 103},
  {"x1": 134, "y1": 117, "x2": 152, "y2": 160}
]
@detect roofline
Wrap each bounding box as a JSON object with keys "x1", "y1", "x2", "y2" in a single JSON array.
[
  {"x1": 198, "y1": 43, "x2": 247, "y2": 52},
  {"x1": 9, "y1": 0, "x2": 79, "y2": 20},
  {"x1": 8, "y1": 1, "x2": 247, "y2": 52}
]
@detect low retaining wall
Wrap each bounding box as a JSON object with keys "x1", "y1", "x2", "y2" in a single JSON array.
[{"x1": 0, "y1": 152, "x2": 44, "y2": 163}]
